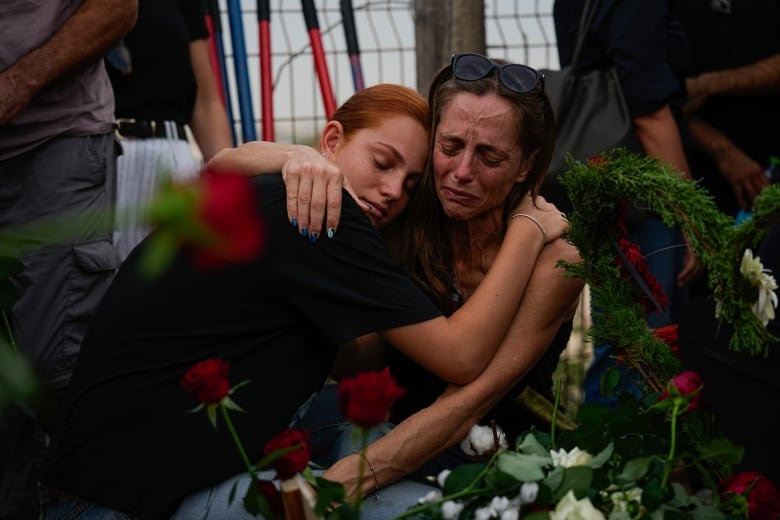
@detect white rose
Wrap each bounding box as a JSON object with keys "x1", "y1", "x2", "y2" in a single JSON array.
[
  {"x1": 550, "y1": 447, "x2": 594, "y2": 468},
  {"x1": 475, "y1": 506, "x2": 494, "y2": 520},
  {"x1": 460, "y1": 424, "x2": 509, "y2": 456},
  {"x1": 441, "y1": 500, "x2": 464, "y2": 519},
  {"x1": 550, "y1": 490, "x2": 606, "y2": 520},
  {"x1": 500, "y1": 508, "x2": 520, "y2": 520}
]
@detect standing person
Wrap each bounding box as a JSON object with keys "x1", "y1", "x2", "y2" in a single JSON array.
[
  {"x1": 42, "y1": 84, "x2": 566, "y2": 520},
  {"x1": 110, "y1": 0, "x2": 233, "y2": 260},
  {"x1": 554, "y1": 0, "x2": 699, "y2": 405},
  {"x1": 672, "y1": 0, "x2": 779, "y2": 220},
  {"x1": 0, "y1": 1, "x2": 137, "y2": 518},
  {"x1": 209, "y1": 55, "x2": 583, "y2": 517}
]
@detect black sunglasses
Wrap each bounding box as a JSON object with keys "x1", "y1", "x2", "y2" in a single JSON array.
[{"x1": 450, "y1": 53, "x2": 545, "y2": 93}]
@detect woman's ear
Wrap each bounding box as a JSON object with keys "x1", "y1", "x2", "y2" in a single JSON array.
[
  {"x1": 320, "y1": 120, "x2": 344, "y2": 158},
  {"x1": 515, "y1": 150, "x2": 539, "y2": 184}
]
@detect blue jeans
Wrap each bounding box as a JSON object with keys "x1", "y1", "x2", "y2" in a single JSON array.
[
  {"x1": 43, "y1": 497, "x2": 137, "y2": 520},
  {"x1": 584, "y1": 215, "x2": 688, "y2": 405}
]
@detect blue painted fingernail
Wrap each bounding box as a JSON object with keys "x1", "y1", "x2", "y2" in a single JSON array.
[
  {"x1": 327, "y1": 227, "x2": 335, "y2": 239},
  {"x1": 301, "y1": 226, "x2": 308, "y2": 238},
  {"x1": 291, "y1": 217, "x2": 298, "y2": 228},
  {"x1": 309, "y1": 232, "x2": 318, "y2": 243}
]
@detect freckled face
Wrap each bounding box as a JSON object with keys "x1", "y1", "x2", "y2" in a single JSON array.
[
  {"x1": 432, "y1": 92, "x2": 529, "y2": 221},
  {"x1": 333, "y1": 115, "x2": 428, "y2": 228}
]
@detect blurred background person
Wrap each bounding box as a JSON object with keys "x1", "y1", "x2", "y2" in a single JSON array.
[{"x1": 110, "y1": 0, "x2": 233, "y2": 260}]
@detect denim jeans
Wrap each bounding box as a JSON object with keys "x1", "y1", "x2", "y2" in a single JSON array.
[
  {"x1": 584, "y1": 215, "x2": 689, "y2": 405},
  {"x1": 43, "y1": 497, "x2": 137, "y2": 520}
]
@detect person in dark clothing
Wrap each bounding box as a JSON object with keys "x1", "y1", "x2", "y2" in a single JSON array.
[
  {"x1": 42, "y1": 84, "x2": 564, "y2": 520},
  {"x1": 673, "y1": 0, "x2": 779, "y2": 219},
  {"x1": 678, "y1": 222, "x2": 780, "y2": 486},
  {"x1": 554, "y1": 0, "x2": 699, "y2": 405},
  {"x1": 110, "y1": 0, "x2": 232, "y2": 260}
]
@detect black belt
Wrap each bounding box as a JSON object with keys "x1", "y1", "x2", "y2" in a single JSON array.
[{"x1": 116, "y1": 119, "x2": 188, "y2": 140}]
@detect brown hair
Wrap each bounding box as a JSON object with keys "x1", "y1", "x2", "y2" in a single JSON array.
[
  {"x1": 330, "y1": 84, "x2": 431, "y2": 140},
  {"x1": 403, "y1": 57, "x2": 555, "y2": 309}
]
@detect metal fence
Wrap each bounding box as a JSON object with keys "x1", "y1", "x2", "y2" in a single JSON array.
[{"x1": 215, "y1": 0, "x2": 560, "y2": 143}]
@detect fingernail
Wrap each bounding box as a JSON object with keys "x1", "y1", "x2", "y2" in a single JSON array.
[
  {"x1": 301, "y1": 226, "x2": 308, "y2": 238},
  {"x1": 309, "y1": 232, "x2": 318, "y2": 243},
  {"x1": 291, "y1": 217, "x2": 298, "y2": 228},
  {"x1": 327, "y1": 227, "x2": 335, "y2": 239}
]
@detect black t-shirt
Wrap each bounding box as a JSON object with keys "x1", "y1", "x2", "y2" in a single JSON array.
[
  {"x1": 43, "y1": 176, "x2": 441, "y2": 520},
  {"x1": 109, "y1": 0, "x2": 209, "y2": 123},
  {"x1": 672, "y1": 0, "x2": 780, "y2": 215}
]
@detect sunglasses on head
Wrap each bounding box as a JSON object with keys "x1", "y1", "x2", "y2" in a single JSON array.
[{"x1": 450, "y1": 53, "x2": 545, "y2": 93}]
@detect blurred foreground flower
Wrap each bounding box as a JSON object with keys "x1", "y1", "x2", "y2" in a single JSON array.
[
  {"x1": 338, "y1": 367, "x2": 405, "y2": 428},
  {"x1": 141, "y1": 171, "x2": 265, "y2": 276},
  {"x1": 719, "y1": 471, "x2": 780, "y2": 520}
]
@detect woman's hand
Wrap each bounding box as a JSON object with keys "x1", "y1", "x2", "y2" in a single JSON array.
[
  {"x1": 280, "y1": 146, "x2": 352, "y2": 239},
  {"x1": 510, "y1": 193, "x2": 570, "y2": 244}
]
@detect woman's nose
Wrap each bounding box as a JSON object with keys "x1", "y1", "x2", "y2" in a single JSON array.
[
  {"x1": 451, "y1": 152, "x2": 475, "y2": 182},
  {"x1": 380, "y1": 174, "x2": 404, "y2": 200}
]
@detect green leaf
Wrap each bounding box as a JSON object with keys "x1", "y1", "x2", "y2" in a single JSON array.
[
  {"x1": 619, "y1": 456, "x2": 653, "y2": 482},
  {"x1": 522, "y1": 512, "x2": 551, "y2": 520},
  {"x1": 442, "y1": 463, "x2": 484, "y2": 495},
  {"x1": 641, "y1": 477, "x2": 664, "y2": 510},
  {"x1": 496, "y1": 452, "x2": 548, "y2": 481},
  {"x1": 588, "y1": 442, "x2": 614, "y2": 469},
  {"x1": 691, "y1": 504, "x2": 727, "y2": 520},
  {"x1": 698, "y1": 437, "x2": 744, "y2": 465},
  {"x1": 548, "y1": 466, "x2": 593, "y2": 502},
  {"x1": 221, "y1": 396, "x2": 246, "y2": 414},
  {"x1": 206, "y1": 404, "x2": 218, "y2": 429},
  {"x1": 600, "y1": 366, "x2": 621, "y2": 397},
  {"x1": 517, "y1": 431, "x2": 551, "y2": 457},
  {"x1": 311, "y1": 477, "x2": 346, "y2": 515}
]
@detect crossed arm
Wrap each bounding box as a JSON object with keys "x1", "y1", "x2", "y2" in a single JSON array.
[{"x1": 323, "y1": 239, "x2": 585, "y2": 497}]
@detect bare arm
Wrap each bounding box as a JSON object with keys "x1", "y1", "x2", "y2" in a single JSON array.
[
  {"x1": 633, "y1": 105, "x2": 701, "y2": 287},
  {"x1": 324, "y1": 240, "x2": 585, "y2": 497},
  {"x1": 0, "y1": 0, "x2": 138, "y2": 124},
  {"x1": 381, "y1": 196, "x2": 569, "y2": 385},
  {"x1": 686, "y1": 116, "x2": 769, "y2": 211},
  {"x1": 188, "y1": 39, "x2": 233, "y2": 161},
  {"x1": 685, "y1": 54, "x2": 780, "y2": 114},
  {"x1": 208, "y1": 141, "x2": 347, "y2": 236}
]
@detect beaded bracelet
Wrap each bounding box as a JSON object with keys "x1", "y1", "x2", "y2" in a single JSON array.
[
  {"x1": 511, "y1": 212, "x2": 548, "y2": 244},
  {"x1": 353, "y1": 449, "x2": 380, "y2": 500}
]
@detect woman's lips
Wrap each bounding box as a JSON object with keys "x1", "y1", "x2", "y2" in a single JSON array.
[
  {"x1": 442, "y1": 186, "x2": 476, "y2": 203},
  {"x1": 360, "y1": 199, "x2": 386, "y2": 218}
]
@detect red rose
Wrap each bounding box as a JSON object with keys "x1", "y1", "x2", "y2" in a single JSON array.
[
  {"x1": 658, "y1": 371, "x2": 703, "y2": 412},
  {"x1": 194, "y1": 170, "x2": 265, "y2": 269},
  {"x1": 720, "y1": 471, "x2": 780, "y2": 520},
  {"x1": 588, "y1": 156, "x2": 608, "y2": 167},
  {"x1": 263, "y1": 428, "x2": 311, "y2": 480},
  {"x1": 181, "y1": 358, "x2": 231, "y2": 404},
  {"x1": 653, "y1": 324, "x2": 679, "y2": 352},
  {"x1": 338, "y1": 368, "x2": 406, "y2": 428}
]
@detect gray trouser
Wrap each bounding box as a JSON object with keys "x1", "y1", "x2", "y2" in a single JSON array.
[{"x1": 0, "y1": 133, "x2": 119, "y2": 519}]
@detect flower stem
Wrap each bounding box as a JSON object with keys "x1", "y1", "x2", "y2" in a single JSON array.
[
  {"x1": 661, "y1": 399, "x2": 681, "y2": 489},
  {"x1": 2, "y1": 311, "x2": 17, "y2": 354},
  {"x1": 221, "y1": 404, "x2": 257, "y2": 480},
  {"x1": 390, "y1": 451, "x2": 501, "y2": 520}
]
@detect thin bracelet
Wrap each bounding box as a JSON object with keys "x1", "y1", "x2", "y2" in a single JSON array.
[
  {"x1": 353, "y1": 449, "x2": 380, "y2": 500},
  {"x1": 511, "y1": 213, "x2": 548, "y2": 244}
]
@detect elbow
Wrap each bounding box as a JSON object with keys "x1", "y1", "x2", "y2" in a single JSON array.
[
  {"x1": 112, "y1": 1, "x2": 139, "y2": 38},
  {"x1": 444, "y1": 356, "x2": 488, "y2": 386}
]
